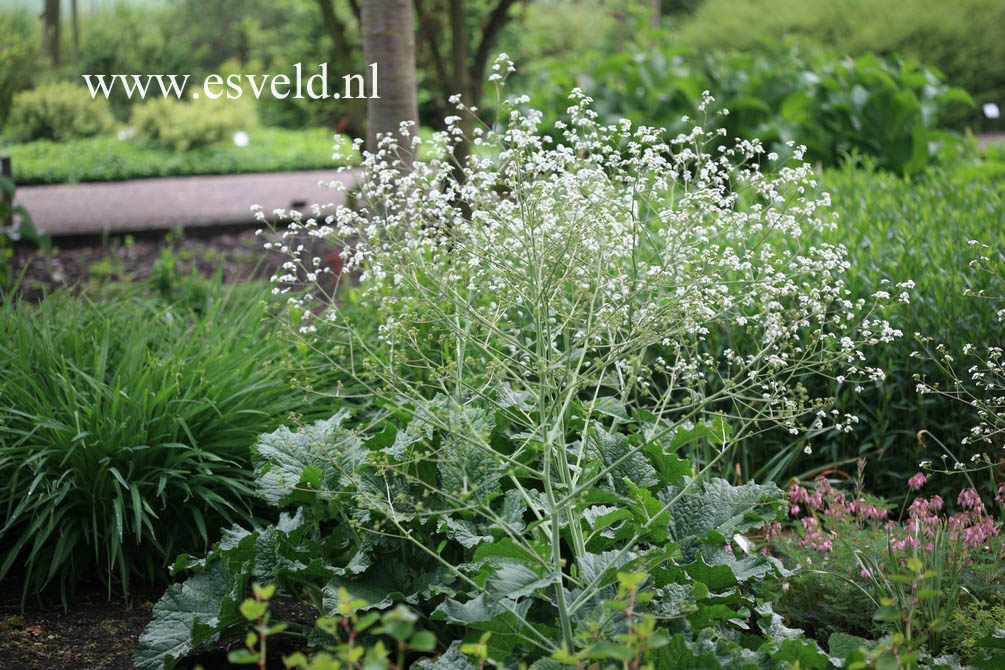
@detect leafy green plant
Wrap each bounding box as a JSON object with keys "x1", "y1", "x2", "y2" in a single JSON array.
[
  {"x1": 531, "y1": 43, "x2": 971, "y2": 174},
  {"x1": 943, "y1": 600, "x2": 1005, "y2": 665},
  {"x1": 771, "y1": 473, "x2": 1004, "y2": 658},
  {"x1": 849, "y1": 557, "x2": 946, "y2": 670},
  {"x1": 0, "y1": 174, "x2": 49, "y2": 289},
  {"x1": 0, "y1": 281, "x2": 330, "y2": 604},
  {"x1": 134, "y1": 405, "x2": 805, "y2": 669},
  {"x1": 5, "y1": 82, "x2": 116, "y2": 143},
  {"x1": 282, "y1": 587, "x2": 438, "y2": 670}
]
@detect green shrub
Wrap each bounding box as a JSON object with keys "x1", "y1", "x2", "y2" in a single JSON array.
[
  {"x1": 130, "y1": 95, "x2": 258, "y2": 152},
  {"x1": 0, "y1": 281, "x2": 322, "y2": 603},
  {"x1": 674, "y1": 0, "x2": 1005, "y2": 131},
  {"x1": 0, "y1": 10, "x2": 40, "y2": 130},
  {"x1": 5, "y1": 82, "x2": 116, "y2": 142}
]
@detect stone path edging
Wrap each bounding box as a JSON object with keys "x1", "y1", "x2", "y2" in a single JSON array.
[{"x1": 13, "y1": 169, "x2": 358, "y2": 237}]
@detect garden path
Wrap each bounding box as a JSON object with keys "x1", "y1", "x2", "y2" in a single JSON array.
[{"x1": 14, "y1": 169, "x2": 359, "y2": 237}]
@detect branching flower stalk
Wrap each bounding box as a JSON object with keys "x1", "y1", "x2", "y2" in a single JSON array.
[
  {"x1": 255, "y1": 55, "x2": 906, "y2": 655},
  {"x1": 914, "y1": 241, "x2": 1004, "y2": 482}
]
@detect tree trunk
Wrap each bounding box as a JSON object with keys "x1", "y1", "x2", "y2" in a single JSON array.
[
  {"x1": 361, "y1": 0, "x2": 419, "y2": 164},
  {"x1": 71, "y1": 0, "x2": 81, "y2": 59},
  {"x1": 42, "y1": 0, "x2": 61, "y2": 66}
]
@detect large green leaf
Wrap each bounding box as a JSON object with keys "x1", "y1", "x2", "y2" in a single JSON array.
[
  {"x1": 580, "y1": 425, "x2": 657, "y2": 495},
  {"x1": 413, "y1": 641, "x2": 478, "y2": 670},
  {"x1": 253, "y1": 409, "x2": 366, "y2": 505},
  {"x1": 133, "y1": 561, "x2": 247, "y2": 670},
  {"x1": 484, "y1": 559, "x2": 551, "y2": 600},
  {"x1": 664, "y1": 478, "x2": 781, "y2": 561},
  {"x1": 438, "y1": 405, "x2": 502, "y2": 498},
  {"x1": 649, "y1": 634, "x2": 724, "y2": 669}
]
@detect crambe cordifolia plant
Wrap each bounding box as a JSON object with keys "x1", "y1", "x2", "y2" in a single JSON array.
[{"x1": 251, "y1": 55, "x2": 907, "y2": 655}]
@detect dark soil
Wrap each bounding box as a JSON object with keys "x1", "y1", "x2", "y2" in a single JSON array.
[
  {"x1": 0, "y1": 577, "x2": 316, "y2": 670},
  {"x1": 0, "y1": 579, "x2": 162, "y2": 670},
  {"x1": 8, "y1": 224, "x2": 341, "y2": 303}
]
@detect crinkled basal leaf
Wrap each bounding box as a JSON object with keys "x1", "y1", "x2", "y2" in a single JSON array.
[
  {"x1": 323, "y1": 573, "x2": 398, "y2": 612},
  {"x1": 643, "y1": 441, "x2": 692, "y2": 487},
  {"x1": 583, "y1": 505, "x2": 633, "y2": 549},
  {"x1": 580, "y1": 425, "x2": 657, "y2": 495},
  {"x1": 485, "y1": 559, "x2": 551, "y2": 600},
  {"x1": 473, "y1": 537, "x2": 548, "y2": 565},
  {"x1": 439, "y1": 516, "x2": 494, "y2": 549},
  {"x1": 253, "y1": 409, "x2": 365, "y2": 505},
  {"x1": 492, "y1": 488, "x2": 527, "y2": 534},
  {"x1": 649, "y1": 582, "x2": 695, "y2": 617},
  {"x1": 433, "y1": 593, "x2": 530, "y2": 626},
  {"x1": 381, "y1": 415, "x2": 429, "y2": 460},
  {"x1": 664, "y1": 478, "x2": 781, "y2": 561},
  {"x1": 433, "y1": 595, "x2": 544, "y2": 661},
  {"x1": 688, "y1": 602, "x2": 746, "y2": 630},
  {"x1": 667, "y1": 416, "x2": 732, "y2": 450},
  {"x1": 578, "y1": 549, "x2": 633, "y2": 587},
  {"x1": 827, "y1": 632, "x2": 873, "y2": 661},
  {"x1": 626, "y1": 480, "x2": 670, "y2": 543},
  {"x1": 323, "y1": 556, "x2": 422, "y2": 613},
  {"x1": 133, "y1": 561, "x2": 246, "y2": 670},
  {"x1": 408, "y1": 566, "x2": 459, "y2": 602},
  {"x1": 330, "y1": 535, "x2": 376, "y2": 576},
  {"x1": 769, "y1": 638, "x2": 830, "y2": 670},
  {"x1": 438, "y1": 405, "x2": 502, "y2": 497},
  {"x1": 588, "y1": 396, "x2": 629, "y2": 420},
  {"x1": 698, "y1": 545, "x2": 786, "y2": 584},
  {"x1": 649, "y1": 633, "x2": 724, "y2": 669},
  {"x1": 413, "y1": 640, "x2": 477, "y2": 670}
]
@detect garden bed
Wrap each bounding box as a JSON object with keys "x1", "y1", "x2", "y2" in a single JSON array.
[
  {"x1": 9, "y1": 225, "x2": 338, "y2": 303},
  {"x1": 0, "y1": 578, "x2": 161, "y2": 670},
  {"x1": 0, "y1": 579, "x2": 317, "y2": 670}
]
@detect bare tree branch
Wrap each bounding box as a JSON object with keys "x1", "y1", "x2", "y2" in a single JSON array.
[
  {"x1": 472, "y1": 0, "x2": 519, "y2": 87},
  {"x1": 415, "y1": 0, "x2": 451, "y2": 99},
  {"x1": 347, "y1": 0, "x2": 362, "y2": 23},
  {"x1": 316, "y1": 0, "x2": 355, "y2": 66}
]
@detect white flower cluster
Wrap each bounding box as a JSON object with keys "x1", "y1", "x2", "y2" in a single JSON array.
[{"x1": 260, "y1": 61, "x2": 906, "y2": 441}]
